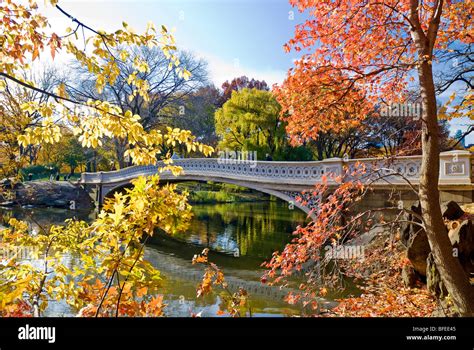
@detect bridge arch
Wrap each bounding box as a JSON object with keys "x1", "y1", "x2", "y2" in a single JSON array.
[{"x1": 100, "y1": 175, "x2": 313, "y2": 216}]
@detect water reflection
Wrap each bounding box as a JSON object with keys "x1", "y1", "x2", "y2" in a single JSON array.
[
  {"x1": 171, "y1": 201, "x2": 307, "y2": 259},
  {"x1": 0, "y1": 199, "x2": 308, "y2": 317},
  {"x1": 0, "y1": 206, "x2": 95, "y2": 233}
]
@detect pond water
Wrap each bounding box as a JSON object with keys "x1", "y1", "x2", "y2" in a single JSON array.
[{"x1": 0, "y1": 199, "x2": 313, "y2": 317}]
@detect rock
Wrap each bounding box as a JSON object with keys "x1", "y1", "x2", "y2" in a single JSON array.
[
  {"x1": 426, "y1": 253, "x2": 448, "y2": 298},
  {"x1": 448, "y1": 219, "x2": 474, "y2": 275},
  {"x1": 404, "y1": 202, "x2": 429, "y2": 276},
  {"x1": 401, "y1": 264, "x2": 420, "y2": 288},
  {"x1": 52, "y1": 200, "x2": 68, "y2": 207},
  {"x1": 461, "y1": 203, "x2": 474, "y2": 215},
  {"x1": 318, "y1": 300, "x2": 339, "y2": 314},
  {"x1": 405, "y1": 201, "x2": 473, "y2": 277},
  {"x1": 401, "y1": 201, "x2": 422, "y2": 246},
  {"x1": 441, "y1": 201, "x2": 465, "y2": 221},
  {"x1": 0, "y1": 177, "x2": 23, "y2": 190},
  {"x1": 403, "y1": 201, "x2": 431, "y2": 276},
  {"x1": 11, "y1": 181, "x2": 93, "y2": 210},
  {"x1": 431, "y1": 301, "x2": 457, "y2": 317},
  {"x1": 407, "y1": 229, "x2": 431, "y2": 276}
]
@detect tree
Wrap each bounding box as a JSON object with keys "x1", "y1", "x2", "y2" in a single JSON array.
[
  {"x1": 363, "y1": 114, "x2": 451, "y2": 156},
  {"x1": 170, "y1": 85, "x2": 221, "y2": 148},
  {"x1": 215, "y1": 88, "x2": 285, "y2": 159},
  {"x1": 436, "y1": 44, "x2": 473, "y2": 146},
  {"x1": 68, "y1": 47, "x2": 209, "y2": 168},
  {"x1": 220, "y1": 76, "x2": 269, "y2": 105},
  {"x1": 1, "y1": 175, "x2": 191, "y2": 316},
  {"x1": 0, "y1": 67, "x2": 62, "y2": 177},
  {"x1": 309, "y1": 128, "x2": 368, "y2": 160},
  {"x1": 60, "y1": 135, "x2": 86, "y2": 175},
  {"x1": 0, "y1": 0, "x2": 213, "y2": 317},
  {"x1": 263, "y1": 166, "x2": 440, "y2": 316},
  {"x1": 1, "y1": 1, "x2": 212, "y2": 167},
  {"x1": 435, "y1": 43, "x2": 473, "y2": 94},
  {"x1": 274, "y1": 0, "x2": 474, "y2": 315}
]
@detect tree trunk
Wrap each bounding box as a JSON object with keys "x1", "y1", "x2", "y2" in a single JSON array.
[
  {"x1": 417, "y1": 60, "x2": 474, "y2": 316},
  {"x1": 114, "y1": 139, "x2": 127, "y2": 169}
]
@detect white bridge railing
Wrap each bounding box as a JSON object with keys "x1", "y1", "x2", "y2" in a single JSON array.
[{"x1": 80, "y1": 150, "x2": 472, "y2": 187}]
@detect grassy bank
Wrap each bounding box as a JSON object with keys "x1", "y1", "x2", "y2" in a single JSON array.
[
  {"x1": 189, "y1": 190, "x2": 270, "y2": 203},
  {"x1": 176, "y1": 182, "x2": 274, "y2": 204},
  {"x1": 31, "y1": 174, "x2": 81, "y2": 182}
]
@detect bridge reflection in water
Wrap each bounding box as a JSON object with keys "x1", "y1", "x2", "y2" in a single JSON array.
[{"x1": 0, "y1": 201, "x2": 324, "y2": 316}]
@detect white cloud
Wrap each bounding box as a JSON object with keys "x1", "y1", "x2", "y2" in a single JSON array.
[{"x1": 198, "y1": 53, "x2": 287, "y2": 88}]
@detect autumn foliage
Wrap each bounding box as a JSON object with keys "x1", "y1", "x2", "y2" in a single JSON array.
[
  {"x1": 262, "y1": 164, "x2": 441, "y2": 316},
  {"x1": 270, "y1": 0, "x2": 474, "y2": 316},
  {"x1": 1, "y1": 0, "x2": 213, "y2": 170},
  {"x1": 332, "y1": 236, "x2": 437, "y2": 317},
  {"x1": 193, "y1": 248, "x2": 251, "y2": 317},
  {"x1": 0, "y1": 174, "x2": 195, "y2": 317},
  {"x1": 0, "y1": 174, "x2": 194, "y2": 316},
  {"x1": 0, "y1": 0, "x2": 219, "y2": 317},
  {"x1": 274, "y1": 0, "x2": 473, "y2": 145}
]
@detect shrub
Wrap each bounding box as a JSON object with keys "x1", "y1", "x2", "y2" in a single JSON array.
[{"x1": 20, "y1": 164, "x2": 58, "y2": 180}]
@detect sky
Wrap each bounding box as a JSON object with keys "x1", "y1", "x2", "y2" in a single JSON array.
[
  {"x1": 39, "y1": 0, "x2": 472, "y2": 144},
  {"x1": 41, "y1": 0, "x2": 302, "y2": 87}
]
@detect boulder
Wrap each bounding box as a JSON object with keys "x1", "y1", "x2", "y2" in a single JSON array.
[
  {"x1": 407, "y1": 229, "x2": 431, "y2": 276},
  {"x1": 2, "y1": 180, "x2": 93, "y2": 210},
  {"x1": 401, "y1": 201, "x2": 422, "y2": 246},
  {"x1": 402, "y1": 201, "x2": 465, "y2": 245},
  {"x1": 441, "y1": 201, "x2": 465, "y2": 221},
  {"x1": 401, "y1": 264, "x2": 420, "y2": 288},
  {"x1": 448, "y1": 219, "x2": 474, "y2": 275},
  {"x1": 423, "y1": 209, "x2": 473, "y2": 299},
  {"x1": 402, "y1": 201, "x2": 431, "y2": 276},
  {"x1": 405, "y1": 201, "x2": 473, "y2": 277}
]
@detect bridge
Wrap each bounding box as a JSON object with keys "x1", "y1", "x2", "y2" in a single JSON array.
[{"x1": 79, "y1": 150, "x2": 474, "y2": 215}]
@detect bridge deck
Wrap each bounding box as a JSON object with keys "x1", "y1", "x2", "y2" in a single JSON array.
[{"x1": 80, "y1": 150, "x2": 473, "y2": 188}]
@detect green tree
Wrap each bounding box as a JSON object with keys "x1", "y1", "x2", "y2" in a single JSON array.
[
  {"x1": 60, "y1": 136, "x2": 86, "y2": 175},
  {"x1": 215, "y1": 88, "x2": 285, "y2": 159}
]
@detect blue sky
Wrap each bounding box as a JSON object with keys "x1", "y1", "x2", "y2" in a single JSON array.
[
  {"x1": 41, "y1": 0, "x2": 472, "y2": 144},
  {"x1": 43, "y1": 0, "x2": 303, "y2": 86}
]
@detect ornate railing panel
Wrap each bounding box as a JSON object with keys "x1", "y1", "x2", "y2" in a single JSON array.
[{"x1": 80, "y1": 150, "x2": 473, "y2": 187}]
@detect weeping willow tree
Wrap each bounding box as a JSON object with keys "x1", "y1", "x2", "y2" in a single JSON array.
[{"x1": 214, "y1": 88, "x2": 286, "y2": 159}]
